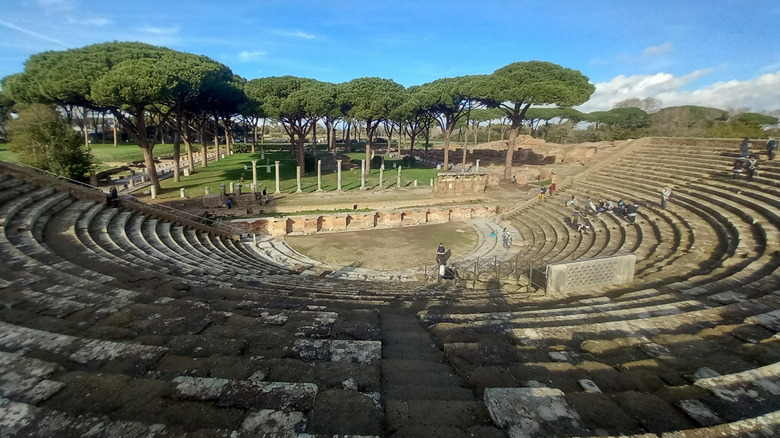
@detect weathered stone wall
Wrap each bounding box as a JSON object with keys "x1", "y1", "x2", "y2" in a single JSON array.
[
  {"x1": 433, "y1": 174, "x2": 488, "y2": 197},
  {"x1": 232, "y1": 205, "x2": 499, "y2": 237},
  {"x1": 546, "y1": 254, "x2": 636, "y2": 293}
]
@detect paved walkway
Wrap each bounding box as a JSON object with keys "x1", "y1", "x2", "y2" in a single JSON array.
[{"x1": 249, "y1": 217, "x2": 522, "y2": 282}]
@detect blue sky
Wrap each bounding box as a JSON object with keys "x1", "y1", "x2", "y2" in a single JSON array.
[{"x1": 1, "y1": 0, "x2": 779, "y2": 112}]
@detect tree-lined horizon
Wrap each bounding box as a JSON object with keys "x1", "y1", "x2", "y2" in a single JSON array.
[{"x1": 3, "y1": 41, "x2": 775, "y2": 185}]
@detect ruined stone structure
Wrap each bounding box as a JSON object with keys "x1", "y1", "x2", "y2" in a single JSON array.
[{"x1": 1, "y1": 136, "x2": 779, "y2": 437}]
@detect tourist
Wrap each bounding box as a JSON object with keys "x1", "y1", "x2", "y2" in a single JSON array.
[
  {"x1": 436, "y1": 243, "x2": 446, "y2": 265},
  {"x1": 740, "y1": 137, "x2": 751, "y2": 158},
  {"x1": 571, "y1": 208, "x2": 581, "y2": 227},
  {"x1": 441, "y1": 264, "x2": 457, "y2": 280},
  {"x1": 661, "y1": 187, "x2": 672, "y2": 210},
  {"x1": 107, "y1": 186, "x2": 119, "y2": 208},
  {"x1": 502, "y1": 228, "x2": 512, "y2": 248},
  {"x1": 225, "y1": 195, "x2": 233, "y2": 209},
  {"x1": 578, "y1": 218, "x2": 593, "y2": 236},
  {"x1": 746, "y1": 155, "x2": 758, "y2": 181},
  {"x1": 538, "y1": 186, "x2": 547, "y2": 201},
  {"x1": 566, "y1": 195, "x2": 577, "y2": 207},
  {"x1": 627, "y1": 202, "x2": 639, "y2": 224},
  {"x1": 732, "y1": 159, "x2": 746, "y2": 179},
  {"x1": 596, "y1": 199, "x2": 608, "y2": 213},
  {"x1": 767, "y1": 138, "x2": 778, "y2": 160},
  {"x1": 549, "y1": 182, "x2": 556, "y2": 196},
  {"x1": 587, "y1": 197, "x2": 598, "y2": 214},
  {"x1": 613, "y1": 200, "x2": 626, "y2": 217}
]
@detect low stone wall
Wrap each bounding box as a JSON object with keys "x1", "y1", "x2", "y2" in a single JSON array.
[
  {"x1": 546, "y1": 254, "x2": 636, "y2": 293},
  {"x1": 233, "y1": 205, "x2": 499, "y2": 237}
]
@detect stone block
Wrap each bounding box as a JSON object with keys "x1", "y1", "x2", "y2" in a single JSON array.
[
  {"x1": 172, "y1": 376, "x2": 317, "y2": 411},
  {"x1": 484, "y1": 387, "x2": 584, "y2": 437},
  {"x1": 676, "y1": 399, "x2": 723, "y2": 427},
  {"x1": 546, "y1": 254, "x2": 636, "y2": 293},
  {"x1": 376, "y1": 212, "x2": 402, "y2": 228},
  {"x1": 426, "y1": 208, "x2": 450, "y2": 224},
  {"x1": 241, "y1": 409, "x2": 307, "y2": 434},
  {"x1": 449, "y1": 207, "x2": 472, "y2": 221},
  {"x1": 330, "y1": 340, "x2": 381, "y2": 364},
  {"x1": 346, "y1": 213, "x2": 375, "y2": 230},
  {"x1": 401, "y1": 210, "x2": 427, "y2": 225}
]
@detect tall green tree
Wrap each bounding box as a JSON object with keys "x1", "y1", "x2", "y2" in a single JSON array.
[
  {"x1": 245, "y1": 76, "x2": 332, "y2": 174},
  {"x1": 342, "y1": 77, "x2": 405, "y2": 176},
  {"x1": 3, "y1": 42, "x2": 238, "y2": 190},
  {"x1": 417, "y1": 76, "x2": 479, "y2": 170},
  {"x1": 8, "y1": 103, "x2": 93, "y2": 180},
  {"x1": 474, "y1": 61, "x2": 594, "y2": 179}
]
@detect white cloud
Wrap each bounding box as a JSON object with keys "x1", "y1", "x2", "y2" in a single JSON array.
[
  {"x1": 67, "y1": 16, "x2": 111, "y2": 27},
  {"x1": 274, "y1": 29, "x2": 317, "y2": 39},
  {"x1": 139, "y1": 26, "x2": 180, "y2": 35},
  {"x1": 239, "y1": 51, "x2": 267, "y2": 62},
  {"x1": 642, "y1": 42, "x2": 673, "y2": 58},
  {"x1": 576, "y1": 68, "x2": 727, "y2": 112}
]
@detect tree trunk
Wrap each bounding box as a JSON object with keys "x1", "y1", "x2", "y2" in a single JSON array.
[
  {"x1": 213, "y1": 124, "x2": 220, "y2": 162},
  {"x1": 172, "y1": 114, "x2": 182, "y2": 182},
  {"x1": 251, "y1": 123, "x2": 257, "y2": 153},
  {"x1": 504, "y1": 125, "x2": 520, "y2": 180},
  {"x1": 442, "y1": 128, "x2": 451, "y2": 171},
  {"x1": 198, "y1": 125, "x2": 209, "y2": 168},
  {"x1": 82, "y1": 107, "x2": 89, "y2": 149},
  {"x1": 344, "y1": 122, "x2": 351, "y2": 153},
  {"x1": 141, "y1": 146, "x2": 160, "y2": 190}
]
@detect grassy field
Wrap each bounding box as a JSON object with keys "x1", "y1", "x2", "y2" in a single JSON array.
[
  {"x1": 151, "y1": 149, "x2": 438, "y2": 199},
  {"x1": 0, "y1": 143, "x2": 17, "y2": 163},
  {"x1": 1, "y1": 139, "x2": 440, "y2": 199}
]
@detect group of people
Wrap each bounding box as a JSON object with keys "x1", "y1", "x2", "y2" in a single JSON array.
[
  {"x1": 736, "y1": 137, "x2": 777, "y2": 181},
  {"x1": 436, "y1": 243, "x2": 457, "y2": 281},
  {"x1": 732, "y1": 156, "x2": 759, "y2": 181},
  {"x1": 568, "y1": 195, "x2": 642, "y2": 228},
  {"x1": 538, "y1": 182, "x2": 556, "y2": 201}
]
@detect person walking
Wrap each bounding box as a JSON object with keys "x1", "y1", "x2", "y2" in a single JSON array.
[
  {"x1": 661, "y1": 187, "x2": 672, "y2": 210},
  {"x1": 767, "y1": 138, "x2": 778, "y2": 160},
  {"x1": 741, "y1": 137, "x2": 751, "y2": 158},
  {"x1": 436, "y1": 243, "x2": 446, "y2": 265},
  {"x1": 502, "y1": 228, "x2": 512, "y2": 248},
  {"x1": 548, "y1": 182, "x2": 556, "y2": 196},
  {"x1": 746, "y1": 155, "x2": 758, "y2": 181}
]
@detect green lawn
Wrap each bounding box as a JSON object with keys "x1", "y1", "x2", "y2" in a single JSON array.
[
  {"x1": 150, "y1": 150, "x2": 439, "y2": 199},
  {"x1": 0, "y1": 143, "x2": 18, "y2": 162}
]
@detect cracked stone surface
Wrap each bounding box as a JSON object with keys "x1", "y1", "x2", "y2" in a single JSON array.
[{"x1": 484, "y1": 387, "x2": 584, "y2": 437}]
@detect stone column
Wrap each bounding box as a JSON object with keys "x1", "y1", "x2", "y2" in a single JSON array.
[
  {"x1": 296, "y1": 166, "x2": 302, "y2": 193},
  {"x1": 274, "y1": 161, "x2": 281, "y2": 194},
  {"x1": 151, "y1": 185, "x2": 157, "y2": 199},
  {"x1": 252, "y1": 160, "x2": 258, "y2": 188},
  {"x1": 476, "y1": 159, "x2": 480, "y2": 173},
  {"x1": 205, "y1": 186, "x2": 211, "y2": 195},
  {"x1": 229, "y1": 182, "x2": 234, "y2": 194},
  {"x1": 379, "y1": 164, "x2": 384, "y2": 189},
  {"x1": 414, "y1": 179, "x2": 418, "y2": 187},
  {"x1": 220, "y1": 183, "x2": 226, "y2": 196},
  {"x1": 430, "y1": 178, "x2": 434, "y2": 186},
  {"x1": 261, "y1": 149, "x2": 265, "y2": 160},
  {"x1": 360, "y1": 159, "x2": 366, "y2": 189},
  {"x1": 180, "y1": 188, "x2": 186, "y2": 198},
  {"x1": 337, "y1": 162, "x2": 342, "y2": 191},
  {"x1": 317, "y1": 160, "x2": 322, "y2": 192},
  {"x1": 397, "y1": 166, "x2": 402, "y2": 189}
]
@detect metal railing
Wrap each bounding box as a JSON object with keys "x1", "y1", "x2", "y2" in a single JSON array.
[{"x1": 425, "y1": 253, "x2": 548, "y2": 295}]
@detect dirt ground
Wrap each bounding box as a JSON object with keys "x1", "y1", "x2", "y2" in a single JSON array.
[{"x1": 285, "y1": 221, "x2": 479, "y2": 270}]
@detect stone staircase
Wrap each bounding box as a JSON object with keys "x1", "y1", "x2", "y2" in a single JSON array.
[{"x1": 2, "y1": 136, "x2": 780, "y2": 437}]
